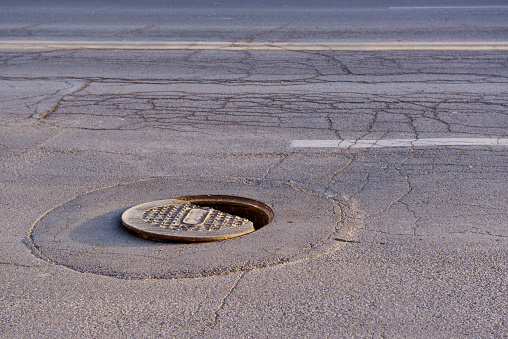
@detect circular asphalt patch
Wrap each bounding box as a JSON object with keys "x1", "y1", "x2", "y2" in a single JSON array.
[{"x1": 28, "y1": 176, "x2": 355, "y2": 279}]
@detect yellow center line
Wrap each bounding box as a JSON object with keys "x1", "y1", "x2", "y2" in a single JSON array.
[{"x1": 1, "y1": 41, "x2": 508, "y2": 51}]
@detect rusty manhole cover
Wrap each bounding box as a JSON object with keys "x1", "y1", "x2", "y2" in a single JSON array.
[{"x1": 122, "y1": 195, "x2": 272, "y2": 241}]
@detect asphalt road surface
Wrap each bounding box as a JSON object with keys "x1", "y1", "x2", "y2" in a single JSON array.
[{"x1": 1, "y1": 1, "x2": 507, "y2": 337}]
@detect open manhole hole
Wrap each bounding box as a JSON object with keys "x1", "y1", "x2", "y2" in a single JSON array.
[{"x1": 122, "y1": 195, "x2": 274, "y2": 242}]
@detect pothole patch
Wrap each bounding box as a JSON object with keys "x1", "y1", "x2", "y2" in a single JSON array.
[{"x1": 28, "y1": 176, "x2": 356, "y2": 279}]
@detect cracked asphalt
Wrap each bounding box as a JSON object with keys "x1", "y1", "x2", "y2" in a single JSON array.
[{"x1": 1, "y1": 1, "x2": 507, "y2": 337}]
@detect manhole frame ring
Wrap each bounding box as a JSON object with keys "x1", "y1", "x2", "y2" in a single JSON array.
[{"x1": 122, "y1": 195, "x2": 274, "y2": 242}]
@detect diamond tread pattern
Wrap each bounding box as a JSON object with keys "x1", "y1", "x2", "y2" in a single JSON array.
[{"x1": 141, "y1": 203, "x2": 249, "y2": 231}]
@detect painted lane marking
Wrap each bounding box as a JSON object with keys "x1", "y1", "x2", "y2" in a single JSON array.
[
  {"x1": 291, "y1": 138, "x2": 508, "y2": 148},
  {"x1": 1, "y1": 41, "x2": 508, "y2": 51}
]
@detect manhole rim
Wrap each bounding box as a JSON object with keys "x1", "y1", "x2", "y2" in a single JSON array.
[
  {"x1": 122, "y1": 196, "x2": 271, "y2": 242},
  {"x1": 176, "y1": 194, "x2": 275, "y2": 228}
]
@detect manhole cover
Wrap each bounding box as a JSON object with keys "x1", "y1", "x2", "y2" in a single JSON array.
[{"x1": 122, "y1": 196, "x2": 271, "y2": 241}]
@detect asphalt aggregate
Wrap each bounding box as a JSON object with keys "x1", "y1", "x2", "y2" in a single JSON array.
[{"x1": 1, "y1": 1, "x2": 507, "y2": 337}]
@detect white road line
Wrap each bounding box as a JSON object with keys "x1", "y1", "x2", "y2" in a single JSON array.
[
  {"x1": 390, "y1": 6, "x2": 508, "y2": 10},
  {"x1": 291, "y1": 138, "x2": 508, "y2": 148},
  {"x1": 1, "y1": 41, "x2": 508, "y2": 51}
]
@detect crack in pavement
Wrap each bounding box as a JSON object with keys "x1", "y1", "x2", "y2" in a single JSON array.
[
  {"x1": 0, "y1": 262, "x2": 40, "y2": 268},
  {"x1": 261, "y1": 154, "x2": 286, "y2": 179},
  {"x1": 198, "y1": 271, "x2": 246, "y2": 333},
  {"x1": 15, "y1": 89, "x2": 504, "y2": 136},
  {"x1": 39, "y1": 80, "x2": 91, "y2": 119},
  {"x1": 392, "y1": 152, "x2": 419, "y2": 235},
  {"x1": 289, "y1": 49, "x2": 353, "y2": 75},
  {"x1": 3, "y1": 50, "x2": 507, "y2": 84},
  {"x1": 2, "y1": 49, "x2": 506, "y2": 252},
  {"x1": 2, "y1": 75, "x2": 508, "y2": 86}
]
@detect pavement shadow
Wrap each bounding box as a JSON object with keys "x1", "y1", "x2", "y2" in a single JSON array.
[{"x1": 69, "y1": 208, "x2": 181, "y2": 248}]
